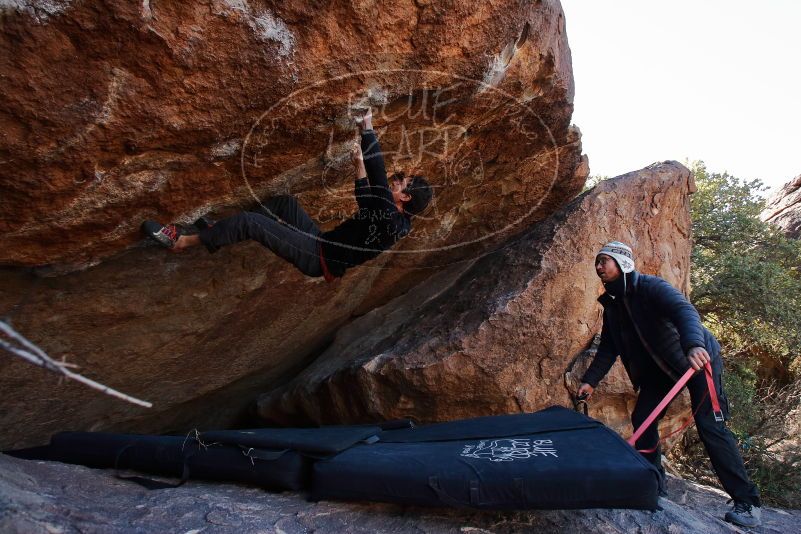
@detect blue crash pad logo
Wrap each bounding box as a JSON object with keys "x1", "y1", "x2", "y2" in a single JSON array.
[{"x1": 460, "y1": 439, "x2": 558, "y2": 462}]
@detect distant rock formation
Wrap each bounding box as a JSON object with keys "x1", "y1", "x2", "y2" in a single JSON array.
[
  {"x1": 259, "y1": 161, "x2": 696, "y2": 438},
  {"x1": 0, "y1": 0, "x2": 586, "y2": 449},
  {"x1": 762, "y1": 174, "x2": 801, "y2": 239}
]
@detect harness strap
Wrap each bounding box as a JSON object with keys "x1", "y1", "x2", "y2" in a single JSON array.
[
  {"x1": 573, "y1": 396, "x2": 589, "y2": 416},
  {"x1": 636, "y1": 388, "x2": 709, "y2": 454},
  {"x1": 469, "y1": 479, "x2": 480, "y2": 505},
  {"x1": 427, "y1": 476, "x2": 470, "y2": 508},
  {"x1": 318, "y1": 243, "x2": 336, "y2": 283},
  {"x1": 627, "y1": 361, "x2": 723, "y2": 450},
  {"x1": 705, "y1": 364, "x2": 724, "y2": 420}
]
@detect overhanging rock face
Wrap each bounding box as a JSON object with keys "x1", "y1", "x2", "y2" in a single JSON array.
[
  {"x1": 1, "y1": 0, "x2": 584, "y2": 270},
  {"x1": 0, "y1": 0, "x2": 586, "y2": 449},
  {"x1": 259, "y1": 162, "x2": 696, "y2": 437}
]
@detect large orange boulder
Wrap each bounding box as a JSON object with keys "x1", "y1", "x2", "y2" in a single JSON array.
[
  {"x1": 0, "y1": 0, "x2": 586, "y2": 448},
  {"x1": 1, "y1": 0, "x2": 583, "y2": 270}
]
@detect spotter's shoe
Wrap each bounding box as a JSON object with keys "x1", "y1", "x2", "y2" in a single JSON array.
[
  {"x1": 725, "y1": 501, "x2": 761, "y2": 528},
  {"x1": 141, "y1": 220, "x2": 180, "y2": 249}
]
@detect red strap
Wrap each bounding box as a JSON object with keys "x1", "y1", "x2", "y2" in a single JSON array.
[
  {"x1": 705, "y1": 363, "x2": 723, "y2": 417},
  {"x1": 318, "y1": 243, "x2": 336, "y2": 283},
  {"x1": 636, "y1": 388, "x2": 709, "y2": 454},
  {"x1": 627, "y1": 361, "x2": 723, "y2": 449}
]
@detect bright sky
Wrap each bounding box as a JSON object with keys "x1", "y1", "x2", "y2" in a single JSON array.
[{"x1": 561, "y1": 0, "x2": 801, "y2": 193}]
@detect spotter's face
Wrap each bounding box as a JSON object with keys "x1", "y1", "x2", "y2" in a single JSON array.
[{"x1": 595, "y1": 254, "x2": 621, "y2": 283}]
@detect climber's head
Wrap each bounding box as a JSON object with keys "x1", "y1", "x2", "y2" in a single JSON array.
[{"x1": 391, "y1": 172, "x2": 432, "y2": 217}]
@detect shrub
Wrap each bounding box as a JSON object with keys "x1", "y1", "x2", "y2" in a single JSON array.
[{"x1": 671, "y1": 161, "x2": 801, "y2": 507}]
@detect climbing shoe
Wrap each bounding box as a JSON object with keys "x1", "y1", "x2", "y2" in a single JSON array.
[
  {"x1": 141, "y1": 220, "x2": 180, "y2": 249},
  {"x1": 725, "y1": 501, "x2": 761, "y2": 528}
]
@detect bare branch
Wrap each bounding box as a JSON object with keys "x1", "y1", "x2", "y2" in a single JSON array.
[{"x1": 0, "y1": 320, "x2": 152, "y2": 408}]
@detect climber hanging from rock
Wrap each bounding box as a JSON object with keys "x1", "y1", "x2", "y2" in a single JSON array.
[{"x1": 141, "y1": 109, "x2": 432, "y2": 281}]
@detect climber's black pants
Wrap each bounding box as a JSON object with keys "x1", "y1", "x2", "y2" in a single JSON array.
[
  {"x1": 631, "y1": 362, "x2": 760, "y2": 506},
  {"x1": 198, "y1": 195, "x2": 323, "y2": 277}
]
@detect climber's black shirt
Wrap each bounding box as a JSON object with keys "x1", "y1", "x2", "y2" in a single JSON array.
[{"x1": 320, "y1": 130, "x2": 410, "y2": 277}]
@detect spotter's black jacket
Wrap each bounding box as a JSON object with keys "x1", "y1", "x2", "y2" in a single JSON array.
[{"x1": 581, "y1": 271, "x2": 720, "y2": 389}]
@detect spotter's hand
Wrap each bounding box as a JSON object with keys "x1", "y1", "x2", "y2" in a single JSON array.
[
  {"x1": 687, "y1": 347, "x2": 711, "y2": 371},
  {"x1": 577, "y1": 383, "x2": 594, "y2": 400}
]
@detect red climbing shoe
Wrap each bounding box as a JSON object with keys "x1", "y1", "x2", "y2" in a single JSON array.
[{"x1": 141, "y1": 220, "x2": 180, "y2": 249}]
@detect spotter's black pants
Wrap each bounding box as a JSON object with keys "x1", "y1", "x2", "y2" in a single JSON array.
[{"x1": 632, "y1": 361, "x2": 760, "y2": 506}]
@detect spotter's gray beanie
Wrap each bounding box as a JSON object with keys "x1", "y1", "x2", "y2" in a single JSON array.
[{"x1": 597, "y1": 241, "x2": 635, "y2": 273}]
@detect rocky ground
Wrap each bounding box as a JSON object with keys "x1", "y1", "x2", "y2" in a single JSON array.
[{"x1": 2, "y1": 453, "x2": 797, "y2": 533}]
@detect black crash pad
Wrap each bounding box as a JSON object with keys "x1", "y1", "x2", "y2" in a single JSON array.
[
  {"x1": 200, "y1": 425, "x2": 381, "y2": 456},
  {"x1": 311, "y1": 406, "x2": 660, "y2": 510},
  {"x1": 7, "y1": 407, "x2": 659, "y2": 509},
  {"x1": 7, "y1": 431, "x2": 310, "y2": 490}
]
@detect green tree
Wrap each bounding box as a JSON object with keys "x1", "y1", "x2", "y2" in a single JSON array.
[
  {"x1": 690, "y1": 161, "x2": 801, "y2": 380},
  {"x1": 678, "y1": 161, "x2": 801, "y2": 506}
]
